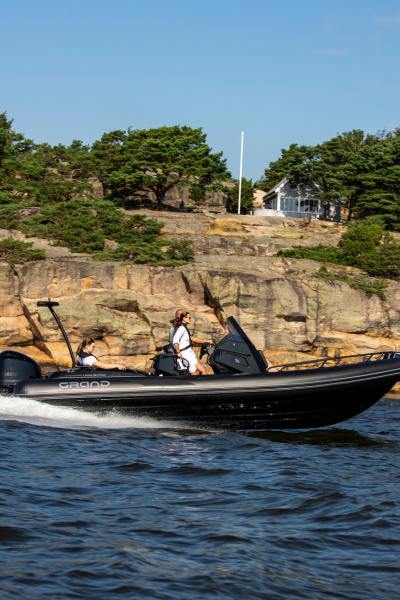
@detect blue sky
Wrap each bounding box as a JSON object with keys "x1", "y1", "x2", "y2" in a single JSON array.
[{"x1": 1, "y1": 0, "x2": 400, "y2": 180}]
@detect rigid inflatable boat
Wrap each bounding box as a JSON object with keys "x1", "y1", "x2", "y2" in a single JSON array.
[{"x1": 1, "y1": 301, "x2": 399, "y2": 431}]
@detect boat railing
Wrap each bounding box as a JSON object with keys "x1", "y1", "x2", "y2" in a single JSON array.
[{"x1": 268, "y1": 351, "x2": 395, "y2": 372}]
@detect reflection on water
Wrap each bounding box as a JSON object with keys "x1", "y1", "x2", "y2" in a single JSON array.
[{"x1": 249, "y1": 427, "x2": 385, "y2": 446}]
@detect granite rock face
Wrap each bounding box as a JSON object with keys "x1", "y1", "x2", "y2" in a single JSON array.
[
  {"x1": 0, "y1": 256, "x2": 398, "y2": 371},
  {"x1": 0, "y1": 212, "x2": 399, "y2": 395}
]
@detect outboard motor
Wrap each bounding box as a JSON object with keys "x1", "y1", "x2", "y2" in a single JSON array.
[
  {"x1": 208, "y1": 317, "x2": 268, "y2": 375},
  {"x1": 0, "y1": 350, "x2": 42, "y2": 393}
]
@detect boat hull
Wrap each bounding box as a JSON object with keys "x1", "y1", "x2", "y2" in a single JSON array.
[{"x1": 13, "y1": 358, "x2": 400, "y2": 430}]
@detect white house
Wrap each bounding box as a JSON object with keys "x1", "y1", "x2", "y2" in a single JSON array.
[{"x1": 253, "y1": 178, "x2": 334, "y2": 219}]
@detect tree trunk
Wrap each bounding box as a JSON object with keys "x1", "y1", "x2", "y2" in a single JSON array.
[
  {"x1": 155, "y1": 185, "x2": 166, "y2": 205},
  {"x1": 347, "y1": 196, "x2": 354, "y2": 221}
]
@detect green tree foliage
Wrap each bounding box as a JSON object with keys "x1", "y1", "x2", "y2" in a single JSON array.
[
  {"x1": 20, "y1": 199, "x2": 192, "y2": 265},
  {"x1": 353, "y1": 131, "x2": 400, "y2": 229},
  {"x1": 96, "y1": 238, "x2": 194, "y2": 266},
  {"x1": 0, "y1": 112, "x2": 96, "y2": 209},
  {"x1": 259, "y1": 129, "x2": 400, "y2": 228},
  {"x1": 226, "y1": 178, "x2": 254, "y2": 214},
  {"x1": 315, "y1": 266, "x2": 387, "y2": 299},
  {"x1": 0, "y1": 238, "x2": 45, "y2": 266},
  {"x1": 92, "y1": 125, "x2": 230, "y2": 206},
  {"x1": 338, "y1": 219, "x2": 384, "y2": 268},
  {"x1": 0, "y1": 112, "x2": 33, "y2": 164},
  {"x1": 257, "y1": 144, "x2": 315, "y2": 190},
  {"x1": 0, "y1": 114, "x2": 195, "y2": 266},
  {"x1": 0, "y1": 112, "x2": 35, "y2": 206},
  {"x1": 339, "y1": 219, "x2": 400, "y2": 279},
  {"x1": 279, "y1": 219, "x2": 400, "y2": 280},
  {"x1": 278, "y1": 244, "x2": 345, "y2": 264}
]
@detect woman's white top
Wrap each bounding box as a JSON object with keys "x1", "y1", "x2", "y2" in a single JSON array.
[
  {"x1": 172, "y1": 325, "x2": 191, "y2": 351},
  {"x1": 172, "y1": 325, "x2": 197, "y2": 373},
  {"x1": 77, "y1": 353, "x2": 97, "y2": 367}
]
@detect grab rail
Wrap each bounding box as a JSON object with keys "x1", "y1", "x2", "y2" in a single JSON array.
[{"x1": 268, "y1": 351, "x2": 395, "y2": 372}]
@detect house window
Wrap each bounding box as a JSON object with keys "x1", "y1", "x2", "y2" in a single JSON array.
[
  {"x1": 281, "y1": 196, "x2": 300, "y2": 212},
  {"x1": 281, "y1": 195, "x2": 319, "y2": 214},
  {"x1": 265, "y1": 196, "x2": 278, "y2": 210},
  {"x1": 304, "y1": 198, "x2": 319, "y2": 213}
]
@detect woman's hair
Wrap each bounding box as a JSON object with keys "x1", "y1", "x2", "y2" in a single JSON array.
[
  {"x1": 171, "y1": 309, "x2": 189, "y2": 329},
  {"x1": 76, "y1": 336, "x2": 95, "y2": 358}
]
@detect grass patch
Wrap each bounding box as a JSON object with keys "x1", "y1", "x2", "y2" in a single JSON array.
[
  {"x1": 278, "y1": 220, "x2": 400, "y2": 283},
  {"x1": 278, "y1": 244, "x2": 345, "y2": 264},
  {"x1": 315, "y1": 265, "x2": 387, "y2": 299}
]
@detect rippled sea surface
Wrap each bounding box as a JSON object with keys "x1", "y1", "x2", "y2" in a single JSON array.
[{"x1": 0, "y1": 395, "x2": 399, "y2": 599}]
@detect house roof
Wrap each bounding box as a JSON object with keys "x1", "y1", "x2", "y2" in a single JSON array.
[
  {"x1": 265, "y1": 177, "x2": 288, "y2": 199},
  {"x1": 265, "y1": 178, "x2": 323, "y2": 200}
]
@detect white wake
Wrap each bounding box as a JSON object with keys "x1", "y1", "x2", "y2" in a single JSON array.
[{"x1": 0, "y1": 395, "x2": 174, "y2": 430}]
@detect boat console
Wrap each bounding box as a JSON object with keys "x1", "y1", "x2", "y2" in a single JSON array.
[
  {"x1": 151, "y1": 317, "x2": 268, "y2": 376},
  {"x1": 207, "y1": 318, "x2": 268, "y2": 374}
]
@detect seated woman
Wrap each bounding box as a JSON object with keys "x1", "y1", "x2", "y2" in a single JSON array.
[
  {"x1": 171, "y1": 310, "x2": 211, "y2": 376},
  {"x1": 75, "y1": 337, "x2": 126, "y2": 371}
]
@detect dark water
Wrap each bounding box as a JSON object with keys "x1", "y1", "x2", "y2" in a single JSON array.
[{"x1": 0, "y1": 395, "x2": 399, "y2": 600}]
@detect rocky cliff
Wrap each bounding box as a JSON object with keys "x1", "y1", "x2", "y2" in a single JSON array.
[{"x1": 1, "y1": 212, "x2": 399, "y2": 391}]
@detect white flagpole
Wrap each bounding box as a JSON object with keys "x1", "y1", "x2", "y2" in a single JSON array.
[{"x1": 237, "y1": 130, "x2": 244, "y2": 214}]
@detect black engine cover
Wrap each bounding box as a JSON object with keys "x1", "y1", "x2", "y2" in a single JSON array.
[{"x1": 0, "y1": 350, "x2": 42, "y2": 390}]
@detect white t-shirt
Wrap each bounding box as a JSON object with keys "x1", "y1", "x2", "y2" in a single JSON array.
[
  {"x1": 172, "y1": 325, "x2": 191, "y2": 351},
  {"x1": 172, "y1": 325, "x2": 197, "y2": 373},
  {"x1": 77, "y1": 353, "x2": 96, "y2": 367}
]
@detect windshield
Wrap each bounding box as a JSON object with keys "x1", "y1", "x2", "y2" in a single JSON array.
[{"x1": 226, "y1": 316, "x2": 267, "y2": 372}]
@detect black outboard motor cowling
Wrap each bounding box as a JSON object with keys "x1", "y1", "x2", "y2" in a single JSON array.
[{"x1": 0, "y1": 350, "x2": 42, "y2": 393}]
